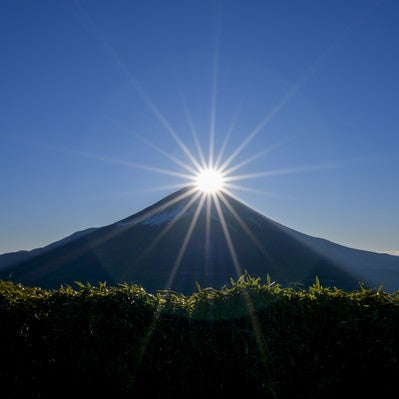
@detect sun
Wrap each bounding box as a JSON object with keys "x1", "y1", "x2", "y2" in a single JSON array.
[{"x1": 195, "y1": 168, "x2": 225, "y2": 193}]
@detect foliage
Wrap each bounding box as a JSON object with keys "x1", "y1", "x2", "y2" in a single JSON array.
[{"x1": 1, "y1": 274, "x2": 399, "y2": 398}]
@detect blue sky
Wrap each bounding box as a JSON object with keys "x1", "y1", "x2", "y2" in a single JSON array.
[{"x1": 1, "y1": 0, "x2": 398, "y2": 254}]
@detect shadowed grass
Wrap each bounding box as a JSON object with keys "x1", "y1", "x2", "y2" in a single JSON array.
[{"x1": 1, "y1": 273, "x2": 399, "y2": 398}]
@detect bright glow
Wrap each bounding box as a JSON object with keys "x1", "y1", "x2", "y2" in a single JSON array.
[{"x1": 195, "y1": 168, "x2": 224, "y2": 193}]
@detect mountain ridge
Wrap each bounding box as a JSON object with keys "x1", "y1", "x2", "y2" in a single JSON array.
[{"x1": 1, "y1": 187, "x2": 398, "y2": 293}]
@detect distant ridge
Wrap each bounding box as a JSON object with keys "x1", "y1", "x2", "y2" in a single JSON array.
[{"x1": 1, "y1": 187, "x2": 399, "y2": 293}]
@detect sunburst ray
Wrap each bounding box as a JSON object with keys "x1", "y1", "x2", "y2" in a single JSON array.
[
  {"x1": 214, "y1": 98, "x2": 244, "y2": 170},
  {"x1": 136, "y1": 135, "x2": 199, "y2": 176},
  {"x1": 213, "y1": 192, "x2": 274, "y2": 384},
  {"x1": 209, "y1": 0, "x2": 223, "y2": 168},
  {"x1": 223, "y1": 160, "x2": 348, "y2": 183},
  {"x1": 217, "y1": 191, "x2": 279, "y2": 266},
  {"x1": 212, "y1": 193, "x2": 242, "y2": 278},
  {"x1": 180, "y1": 92, "x2": 207, "y2": 169},
  {"x1": 221, "y1": 141, "x2": 284, "y2": 176},
  {"x1": 133, "y1": 189, "x2": 202, "y2": 265},
  {"x1": 204, "y1": 194, "x2": 212, "y2": 280},
  {"x1": 164, "y1": 193, "x2": 207, "y2": 290}
]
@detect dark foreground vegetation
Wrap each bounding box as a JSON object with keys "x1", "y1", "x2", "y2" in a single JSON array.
[{"x1": 1, "y1": 274, "x2": 399, "y2": 398}]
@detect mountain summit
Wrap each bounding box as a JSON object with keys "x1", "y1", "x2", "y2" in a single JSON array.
[{"x1": 1, "y1": 187, "x2": 399, "y2": 293}]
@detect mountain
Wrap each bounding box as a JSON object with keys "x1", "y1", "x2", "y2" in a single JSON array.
[
  {"x1": 0, "y1": 228, "x2": 97, "y2": 271},
  {"x1": 1, "y1": 187, "x2": 399, "y2": 294}
]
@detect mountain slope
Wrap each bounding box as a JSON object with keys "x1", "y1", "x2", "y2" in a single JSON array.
[
  {"x1": 1, "y1": 187, "x2": 398, "y2": 293},
  {"x1": 0, "y1": 228, "x2": 97, "y2": 271}
]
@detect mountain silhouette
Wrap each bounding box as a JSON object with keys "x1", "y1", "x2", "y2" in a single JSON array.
[{"x1": 1, "y1": 187, "x2": 398, "y2": 294}]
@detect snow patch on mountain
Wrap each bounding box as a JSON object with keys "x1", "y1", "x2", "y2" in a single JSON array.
[
  {"x1": 116, "y1": 201, "x2": 196, "y2": 227},
  {"x1": 140, "y1": 201, "x2": 193, "y2": 225}
]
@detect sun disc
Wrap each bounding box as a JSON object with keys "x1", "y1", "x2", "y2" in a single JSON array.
[{"x1": 196, "y1": 169, "x2": 224, "y2": 193}]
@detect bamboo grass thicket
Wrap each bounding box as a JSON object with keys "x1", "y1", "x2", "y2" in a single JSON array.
[{"x1": 1, "y1": 273, "x2": 399, "y2": 398}]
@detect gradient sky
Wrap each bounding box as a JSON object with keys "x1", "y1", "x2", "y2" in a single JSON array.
[{"x1": 1, "y1": 0, "x2": 398, "y2": 255}]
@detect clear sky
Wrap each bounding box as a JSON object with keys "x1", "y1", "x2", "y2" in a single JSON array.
[{"x1": 1, "y1": 0, "x2": 398, "y2": 255}]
